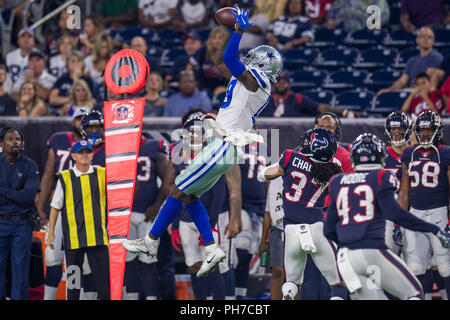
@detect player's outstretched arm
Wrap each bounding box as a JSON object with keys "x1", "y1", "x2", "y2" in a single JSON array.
[
  {"x1": 397, "y1": 163, "x2": 410, "y2": 210},
  {"x1": 222, "y1": 8, "x2": 259, "y2": 92},
  {"x1": 257, "y1": 163, "x2": 284, "y2": 183}
]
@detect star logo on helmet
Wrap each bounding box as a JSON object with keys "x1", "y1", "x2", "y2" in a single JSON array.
[{"x1": 266, "y1": 51, "x2": 275, "y2": 61}]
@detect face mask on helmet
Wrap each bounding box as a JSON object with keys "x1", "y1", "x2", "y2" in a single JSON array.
[
  {"x1": 350, "y1": 133, "x2": 386, "y2": 171},
  {"x1": 413, "y1": 111, "x2": 443, "y2": 149},
  {"x1": 80, "y1": 111, "x2": 105, "y2": 147},
  {"x1": 385, "y1": 112, "x2": 412, "y2": 147},
  {"x1": 242, "y1": 45, "x2": 283, "y2": 83},
  {"x1": 182, "y1": 112, "x2": 206, "y2": 153}
]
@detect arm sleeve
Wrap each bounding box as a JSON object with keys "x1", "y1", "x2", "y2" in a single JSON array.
[
  {"x1": 377, "y1": 188, "x2": 440, "y2": 234},
  {"x1": 0, "y1": 188, "x2": 36, "y2": 205},
  {"x1": 223, "y1": 33, "x2": 246, "y2": 77}
]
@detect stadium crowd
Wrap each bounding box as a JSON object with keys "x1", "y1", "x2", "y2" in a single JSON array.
[{"x1": 0, "y1": 0, "x2": 449, "y2": 300}]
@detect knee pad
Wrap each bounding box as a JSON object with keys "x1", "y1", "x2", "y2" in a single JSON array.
[
  {"x1": 45, "y1": 247, "x2": 62, "y2": 267},
  {"x1": 282, "y1": 281, "x2": 298, "y2": 299},
  {"x1": 436, "y1": 261, "x2": 450, "y2": 278}
]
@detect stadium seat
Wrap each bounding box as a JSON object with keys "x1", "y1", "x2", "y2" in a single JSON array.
[
  {"x1": 302, "y1": 89, "x2": 334, "y2": 105},
  {"x1": 392, "y1": 48, "x2": 419, "y2": 69},
  {"x1": 305, "y1": 28, "x2": 347, "y2": 48},
  {"x1": 364, "y1": 70, "x2": 402, "y2": 92},
  {"x1": 198, "y1": 29, "x2": 211, "y2": 43},
  {"x1": 370, "y1": 91, "x2": 410, "y2": 115},
  {"x1": 333, "y1": 90, "x2": 375, "y2": 111},
  {"x1": 441, "y1": 48, "x2": 450, "y2": 59},
  {"x1": 158, "y1": 29, "x2": 183, "y2": 49},
  {"x1": 160, "y1": 48, "x2": 186, "y2": 68},
  {"x1": 291, "y1": 70, "x2": 328, "y2": 91},
  {"x1": 313, "y1": 47, "x2": 359, "y2": 71},
  {"x1": 283, "y1": 48, "x2": 319, "y2": 70},
  {"x1": 434, "y1": 29, "x2": 450, "y2": 49},
  {"x1": 322, "y1": 70, "x2": 368, "y2": 92},
  {"x1": 353, "y1": 48, "x2": 398, "y2": 71},
  {"x1": 120, "y1": 27, "x2": 144, "y2": 43},
  {"x1": 383, "y1": 29, "x2": 415, "y2": 50},
  {"x1": 344, "y1": 29, "x2": 388, "y2": 49}
]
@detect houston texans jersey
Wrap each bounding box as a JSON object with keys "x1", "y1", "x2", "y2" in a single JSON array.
[
  {"x1": 326, "y1": 169, "x2": 440, "y2": 249},
  {"x1": 240, "y1": 142, "x2": 267, "y2": 216},
  {"x1": 214, "y1": 66, "x2": 271, "y2": 135},
  {"x1": 132, "y1": 138, "x2": 167, "y2": 213},
  {"x1": 384, "y1": 146, "x2": 403, "y2": 181},
  {"x1": 279, "y1": 149, "x2": 330, "y2": 225},
  {"x1": 47, "y1": 131, "x2": 105, "y2": 175},
  {"x1": 402, "y1": 145, "x2": 450, "y2": 210}
]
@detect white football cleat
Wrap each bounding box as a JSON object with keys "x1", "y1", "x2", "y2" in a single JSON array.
[
  {"x1": 121, "y1": 234, "x2": 158, "y2": 256},
  {"x1": 282, "y1": 282, "x2": 298, "y2": 300},
  {"x1": 196, "y1": 244, "x2": 226, "y2": 278}
]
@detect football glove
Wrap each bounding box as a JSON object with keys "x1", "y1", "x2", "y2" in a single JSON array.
[
  {"x1": 171, "y1": 229, "x2": 181, "y2": 252},
  {"x1": 232, "y1": 8, "x2": 253, "y2": 31},
  {"x1": 392, "y1": 225, "x2": 403, "y2": 247},
  {"x1": 436, "y1": 229, "x2": 450, "y2": 249}
]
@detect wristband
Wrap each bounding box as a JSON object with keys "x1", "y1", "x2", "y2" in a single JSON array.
[{"x1": 257, "y1": 166, "x2": 269, "y2": 183}]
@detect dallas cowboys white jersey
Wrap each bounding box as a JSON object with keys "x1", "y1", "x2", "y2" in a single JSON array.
[
  {"x1": 5, "y1": 48, "x2": 35, "y2": 83},
  {"x1": 214, "y1": 66, "x2": 271, "y2": 136}
]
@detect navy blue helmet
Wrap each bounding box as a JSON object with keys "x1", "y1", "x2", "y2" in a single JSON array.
[
  {"x1": 350, "y1": 133, "x2": 386, "y2": 170},
  {"x1": 385, "y1": 111, "x2": 412, "y2": 147},
  {"x1": 414, "y1": 110, "x2": 443, "y2": 148},
  {"x1": 302, "y1": 127, "x2": 337, "y2": 163},
  {"x1": 80, "y1": 110, "x2": 104, "y2": 146}
]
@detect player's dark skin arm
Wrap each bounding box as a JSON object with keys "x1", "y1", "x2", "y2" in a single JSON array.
[
  {"x1": 212, "y1": 29, "x2": 233, "y2": 82},
  {"x1": 224, "y1": 164, "x2": 243, "y2": 238},
  {"x1": 145, "y1": 153, "x2": 170, "y2": 222},
  {"x1": 397, "y1": 163, "x2": 410, "y2": 210},
  {"x1": 36, "y1": 148, "x2": 56, "y2": 224},
  {"x1": 258, "y1": 211, "x2": 271, "y2": 256}
]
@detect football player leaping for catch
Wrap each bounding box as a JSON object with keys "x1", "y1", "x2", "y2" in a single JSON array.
[{"x1": 122, "y1": 7, "x2": 283, "y2": 278}]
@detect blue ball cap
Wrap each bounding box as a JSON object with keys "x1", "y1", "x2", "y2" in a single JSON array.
[{"x1": 71, "y1": 140, "x2": 93, "y2": 154}]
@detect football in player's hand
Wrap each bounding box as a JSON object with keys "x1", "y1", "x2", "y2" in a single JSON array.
[{"x1": 215, "y1": 7, "x2": 238, "y2": 29}]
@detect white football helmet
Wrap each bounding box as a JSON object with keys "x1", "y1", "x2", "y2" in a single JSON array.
[{"x1": 242, "y1": 45, "x2": 283, "y2": 83}]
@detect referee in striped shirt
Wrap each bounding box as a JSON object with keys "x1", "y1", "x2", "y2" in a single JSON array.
[{"x1": 47, "y1": 139, "x2": 110, "y2": 300}]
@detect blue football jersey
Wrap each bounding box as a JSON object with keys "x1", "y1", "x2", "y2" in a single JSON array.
[
  {"x1": 92, "y1": 143, "x2": 105, "y2": 167},
  {"x1": 47, "y1": 131, "x2": 105, "y2": 174},
  {"x1": 384, "y1": 146, "x2": 403, "y2": 181},
  {"x1": 240, "y1": 142, "x2": 267, "y2": 216},
  {"x1": 47, "y1": 131, "x2": 77, "y2": 174},
  {"x1": 328, "y1": 170, "x2": 397, "y2": 249},
  {"x1": 132, "y1": 138, "x2": 168, "y2": 213},
  {"x1": 401, "y1": 145, "x2": 450, "y2": 210},
  {"x1": 279, "y1": 149, "x2": 329, "y2": 225},
  {"x1": 326, "y1": 169, "x2": 440, "y2": 249},
  {"x1": 268, "y1": 15, "x2": 315, "y2": 45}
]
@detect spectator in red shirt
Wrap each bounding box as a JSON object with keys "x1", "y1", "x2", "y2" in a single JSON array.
[
  {"x1": 401, "y1": 72, "x2": 444, "y2": 117},
  {"x1": 304, "y1": 0, "x2": 334, "y2": 25},
  {"x1": 314, "y1": 112, "x2": 353, "y2": 173},
  {"x1": 439, "y1": 75, "x2": 450, "y2": 114}
]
